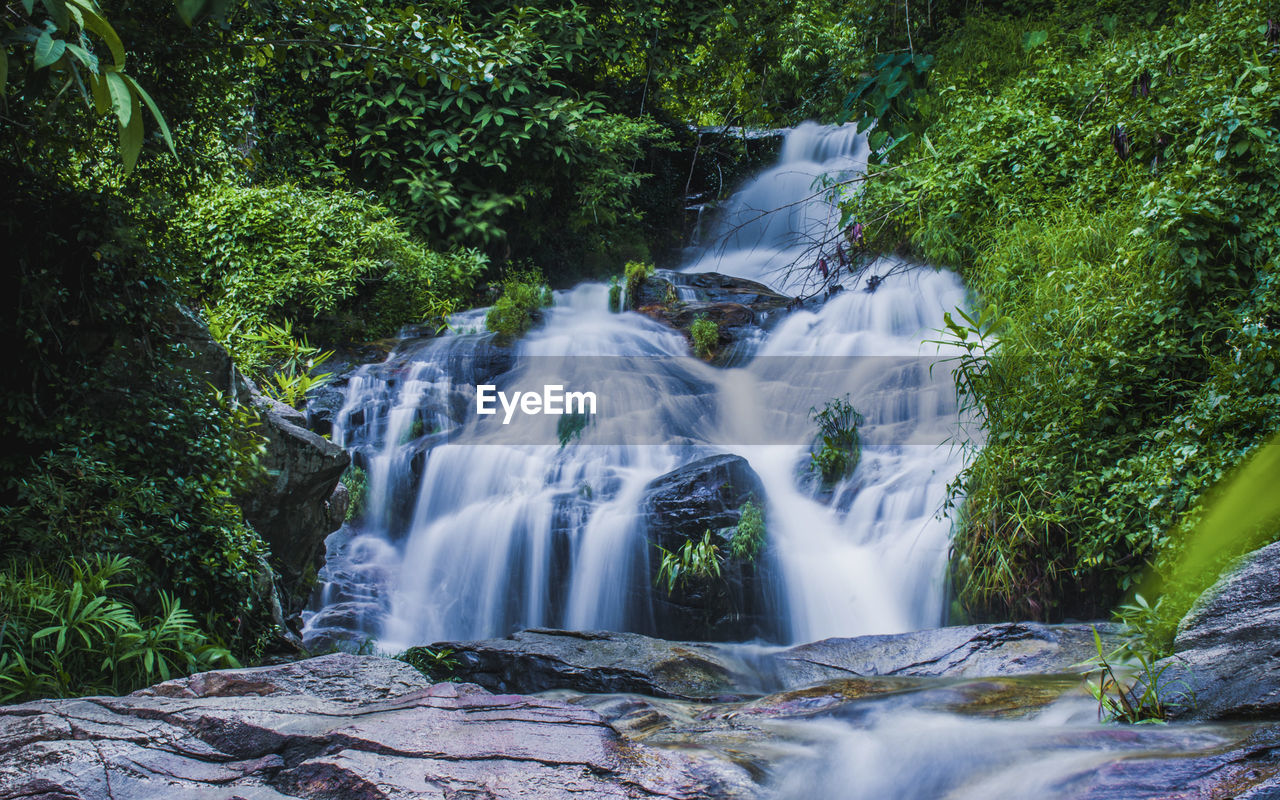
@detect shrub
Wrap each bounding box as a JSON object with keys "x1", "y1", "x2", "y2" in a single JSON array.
[
  {"x1": 608, "y1": 275, "x2": 622, "y2": 312},
  {"x1": 690, "y1": 315, "x2": 719, "y2": 358},
  {"x1": 623, "y1": 260, "x2": 654, "y2": 306},
  {"x1": 174, "y1": 183, "x2": 486, "y2": 345},
  {"x1": 846, "y1": 0, "x2": 1280, "y2": 622},
  {"x1": 655, "y1": 532, "x2": 722, "y2": 595},
  {"x1": 342, "y1": 465, "x2": 368, "y2": 523},
  {"x1": 485, "y1": 269, "x2": 554, "y2": 341},
  {"x1": 731, "y1": 498, "x2": 767, "y2": 560},
  {"x1": 0, "y1": 556, "x2": 238, "y2": 702},
  {"x1": 809, "y1": 397, "x2": 863, "y2": 484}
]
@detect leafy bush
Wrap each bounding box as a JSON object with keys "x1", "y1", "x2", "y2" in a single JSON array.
[
  {"x1": 608, "y1": 275, "x2": 623, "y2": 313},
  {"x1": 485, "y1": 269, "x2": 553, "y2": 342},
  {"x1": 623, "y1": 260, "x2": 655, "y2": 307},
  {"x1": 690, "y1": 315, "x2": 719, "y2": 358},
  {"x1": 398, "y1": 646, "x2": 460, "y2": 682},
  {"x1": 342, "y1": 465, "x2": 368, "y2": 523},
  {"x1": 174, "y1": 183, "x2": 486, "y2": 345},
  {"x1": 731, "y1": 498, "x2": 767, "y2": 560},
  {"x1": 655, "y1": 532, "x2": 723, "y2": 595},
  {"x1": 847, "y1": 0, "x2": 1280, "y2": 622},
  {"x1": 809, "y1": 397, "x2": 863, "y2": 484},
  {"x1": 0, "y1": 556, "x2": 238, "y2": 702}
]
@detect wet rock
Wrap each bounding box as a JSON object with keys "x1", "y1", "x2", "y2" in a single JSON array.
[
  {"x1": 1156, "y1": 540, "x2": 1280, "y2": 720},
  {"x1": 633, "y1": 270, "x2": 791, "y2": 364},
  {"x1": 640, "y1": 455, "x2": 782, "y2": 641},
  {"x1": 436, "y1": 629, "x2": 754, "y2": 700},
  {"x1": 0, "y1": 654, "x2": 758, "y2": 800},
  {"x1": 773, "y1": 622, "x2": 1121, "y2": 688},
  {"x1": 241, "y1": 393, "x2": 350, "y2": 615}
]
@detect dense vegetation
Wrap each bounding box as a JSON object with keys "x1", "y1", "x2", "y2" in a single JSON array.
[
  {"x1": 2, "y1": 0, "x2": 1275, "y2": 703},
  {"x1": 842, "y1": 0, "x2": 1280, "y2": 640},
  {"x1": 0, "y1": 0, "x2": 862, "y2": 700}
]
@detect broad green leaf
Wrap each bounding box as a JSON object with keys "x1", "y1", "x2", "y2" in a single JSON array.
[
  {"x1": 123, "y1": 74, "x2": 175, "y2": 156},
  {"x1": 89, "y1": 72, "x2": 109, "y2": 114},
  {"x1": 71, "y1": 0, "x2": 125, "y2": 68},
  {"x1": 33, "y1": 31, "x2": 67, "y2": 69},
  {"x1": 105, "y1": 70, "x2": 132, "y2": 127},
  {"x1": 1023, "y1": 30, "x2": 1049, "y2": 51},
  {"x1": 39, "y1": 0, "x2": 71, "y2": 32},
  {"x1": 0, "y1": 50, "x2": 7, "y2": 96},
  {"x1": 65, "y1": 43, "x2": 98, "y2": 73},
  {"x1": 119, "y1": 90, "x2": 143, "y2": 174}
]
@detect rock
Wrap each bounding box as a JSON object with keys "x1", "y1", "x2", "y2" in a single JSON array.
[
  {"x1": 0, "y1": 654, "x2": 758, "y2": 800},
  {"x1": 163, "y1": 305, "x2": 350, "y2": 622},
  {"x1": 772, "y1": 622, "x2": 1122, "y2": 688},
  {"x1": 640, "y1": 455, "x2": 782, "y2": 641},
  {"x1": 633, "y1": 271, "x2": 792, "y2": 364},
  {"x1": 241, "y1": 392, "x2": 350, "y2": 615},
  {"x1": 436, "y1": 629, "x2": 755, "y2": 700},
  {"x1": 1155, "y1": 540, "x2": 1280, "y2": 720}
]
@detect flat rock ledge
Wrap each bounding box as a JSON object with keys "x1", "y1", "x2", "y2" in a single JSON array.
[
  {"x1": 437, "y1": 622, "x2": 1121, "y2": 700},
  {"x1": 0, "y1": 653, "x2": 757, "y2": 800}
]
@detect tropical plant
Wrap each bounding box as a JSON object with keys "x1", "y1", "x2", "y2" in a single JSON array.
[
  {"x1": 731, "y1": 498, "x2": 766, "y2": 560},
  {"x1": 341, "y1": 465, "x2": 368, "y2": 523},
  {"x1": 398, "y1": 646, "x2": 459, "y2": 681},
  {"x1": 0, "y1": 556, "x2": 237, "y2": 702},
  {"x1": 690, "y1": 315, "x2": 719, "y2": 358},
  {"x1": 485, "y1": 269, "x2": 553, "y2": 341},
  {"x1": 1083, "y1": 625, "x2": 1172, "y2": 724},
  {"x1": 655, "y1": 532, "x2": 723, "y2": 595},
  {"x1": 809, "y1": 396, "x2": 863, "y2": 484}
]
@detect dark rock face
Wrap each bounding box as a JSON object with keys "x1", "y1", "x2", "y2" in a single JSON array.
[
  {"x1": 240, "y1": 394, "x2": 349, "y2": 615},
  {"x1": 0, "y1": 654, "x2": 758, "y2": 800},
  {"x1": 1157, "y1": 541, "x2": 1280, "y2": 720},
  {"x1": 640, "y1": 455, "x2": 781, "y2": 641},
  {"x1": 633, "y1": 271, "x2": 791, "y2": 365}
]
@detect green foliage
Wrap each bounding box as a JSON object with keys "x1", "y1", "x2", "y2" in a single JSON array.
[
  {"x1": 731, "y1": 498, "x2": 766, "y2": 561},
  {"x1": 342, "y1": 465, "x2": 368, "y2": 523},
  {"x1": 557, "y1": 412, "x2": 590, "y2": 447},
  {"x1": 0, "y1": 556, "x2": 237, "y2": 702},
  {"x1": 608, "y1": 275, "x2": 623, "y2": 313},
  {"x1": 485, "y1": 269, "x2": 553, "y2": 342},
  {"x1": 655, "y1": 532, "x2": 722, "y2": 595},
  {"x1": 689, "y1": 315, "x2": 719, "y2": 358},
  {"x1": 809, "y1": 397, "x2": 863, "y2": 484},
  {"x1": 175, "y1": 183, "x2": 485, "y2": 347},
  {"x1": 624, "y1": 260, "x2": 655, "y2": 307},
  {"x1": 847, "y1": 0, "x2": 1280, "y2": 621},
  {"x1": 840, "y1": 51, "x2": 934, "y2": 159},
  {"x1": 398, "y1": 646, "x2": 459, "y2": 682},
  {"x1": 1084, "y1": 622, "x2": 1171, "y2": 724}
]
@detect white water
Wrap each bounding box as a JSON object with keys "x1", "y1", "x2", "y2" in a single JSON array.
[{"x1": 303, "y1": 122, "x2": 971, "y2": 650}]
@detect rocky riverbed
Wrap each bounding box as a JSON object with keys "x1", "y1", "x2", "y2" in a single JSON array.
[{"x1": 8, "y1": 578, "x2": 1280, "y2": 800}]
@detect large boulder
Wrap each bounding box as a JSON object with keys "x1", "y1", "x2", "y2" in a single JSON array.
[
  {"x1": 1156, "y1": 540, "x2": 1280, "y2": 720},
  {"x1": 0, "y1": 654, "x2": 757, "y2": 800},
  {"x1": 640, "y1": 455, "x2": 781, "y2": 641},
  {"x1": 240, "y1": 393, "x2": 349, "y2": 615},
  {"x1": 435, "y1": 629, "x2": 754, "y2": 700}
]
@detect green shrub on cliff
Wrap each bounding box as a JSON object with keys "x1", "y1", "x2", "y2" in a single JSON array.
[
  {"x1": 486, "y1": 269, "x2": 554, "y2": 341},
  {"x1": 845, "y1": 0, "x2": 1280, "y2": 625},
  {"x1": 174, "y1": 184, "x2": 486, "y2": 346}
]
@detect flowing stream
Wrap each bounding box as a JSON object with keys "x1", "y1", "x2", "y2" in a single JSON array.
[{"x1": 303, "y1": 122, "x2": 969, "y2": 652}]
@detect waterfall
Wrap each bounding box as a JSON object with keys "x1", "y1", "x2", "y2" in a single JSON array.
[{"x1": 302, "y1": 122, "x2": 971, "y2": 651}]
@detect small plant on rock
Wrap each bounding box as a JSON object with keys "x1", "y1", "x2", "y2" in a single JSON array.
[
  {"x1": 655, "y1": 532, "x2": 722, "y2": 595},
  {"x1": 690, "y1": 315, "x2": 719, "y2": 359},
  {"x1": 731, "y1": 497, "x2": 766, "y2": 560},
  {"x1": 399, "y1": 646, "x2": 460, "y2": 681},
  {"x1": 623, "y1": 260, "x2": 654, "y2": 306},
  {"x1": 809, "y1": 396, "x2": 863, "y2": 484}
]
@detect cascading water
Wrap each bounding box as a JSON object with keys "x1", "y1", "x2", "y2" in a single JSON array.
[{"x1": 302, "y1": 121, "x2": 971, "y2": 652}]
